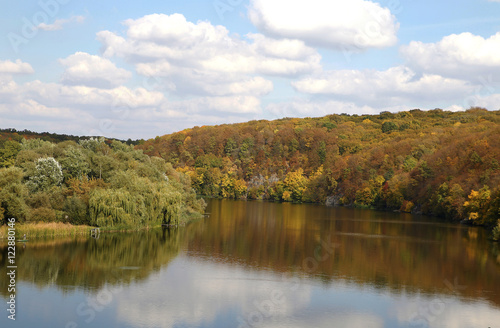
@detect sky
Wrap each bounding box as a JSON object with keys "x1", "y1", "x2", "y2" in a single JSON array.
[{"x1": 1, "y1": 0, "x2": 500, "y2": 139}]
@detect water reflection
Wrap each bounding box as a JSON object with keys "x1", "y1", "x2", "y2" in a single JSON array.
[
  {"x1": 188, "y1": 200, "x2": 500, "y2": 304},
  {"x1": 0, "y1": 199, "x2": 499, "y2": 328},
  {"x1": 0, "y1": 228, "x2": 183, "y2": 294},
  {"x1": 112, "y1": 258, "x2": 500, "y2": 328}
]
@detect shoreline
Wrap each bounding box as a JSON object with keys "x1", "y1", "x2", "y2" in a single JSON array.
[
  {"x1": 0, "y1": 223, "x2": 165, "y2": 242},
  {"x1": 0, "y1": 212, "x2": 205, "y2": 241}
]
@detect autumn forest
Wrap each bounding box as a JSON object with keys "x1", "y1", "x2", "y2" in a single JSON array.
[
  {"x1": 138, "y1": 108, "x2": 500, "y2": 238},
  {"x1": 0, "y1": 108, "x2": 499, "y2": 239}
]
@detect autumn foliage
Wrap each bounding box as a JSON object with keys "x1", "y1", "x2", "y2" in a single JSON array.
[{"x1": 138, "y1": 108, "x2": 500, "y2": 229}]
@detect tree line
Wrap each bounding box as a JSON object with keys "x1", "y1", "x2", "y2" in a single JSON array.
[
  {"x1": 0, "y1": 128, "x2": 142, "y2": 146},
  {"x1": 138, "y1": 108, "x2": 500, "y2": 239}
]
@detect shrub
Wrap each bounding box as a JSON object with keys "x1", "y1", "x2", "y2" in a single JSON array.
[
  {"x1": 401, "y1": 200, "x2": 415, "y2": 213},
  {"x1": 30, "y1": 207, "x2": 56, "y2": 222},
  {"x1": 63, "y1": 197, "x2": 89, "y2": 225}
]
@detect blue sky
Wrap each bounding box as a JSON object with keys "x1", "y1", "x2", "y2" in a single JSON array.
[{"x1": 1, "y1": 0, "x2": 500, "y2": 139}]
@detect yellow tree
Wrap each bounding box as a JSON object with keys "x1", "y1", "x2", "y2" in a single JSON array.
[
  {"x1": 283, "y1": 168, "x2": 308, "y2": 202},
  {"x1": 464, "y1": 186, "x2": 491, "y2": 224}
]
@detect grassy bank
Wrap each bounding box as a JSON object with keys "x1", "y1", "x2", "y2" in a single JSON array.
[
  {"x1": 0, "y1": 222, "x2": 92, "y2": 240},
  {"x1": 0, "y1": 212, "x2": 204, "y2": 241},
  {"x1": 0, "y1": 222, "x2": 167, "y2": 240}
]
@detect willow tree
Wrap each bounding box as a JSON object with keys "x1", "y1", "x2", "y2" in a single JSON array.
[
  {"x1": 89, "y1": 188, "x2": 138, "y2": 227},
  {"x1": 89, "y1": 169, "x2": 185, "y2": 228}
]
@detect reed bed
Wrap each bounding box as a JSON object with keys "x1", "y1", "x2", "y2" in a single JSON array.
[{"x1": 0, "y1": 222, "x2": 92, "y2": 240}]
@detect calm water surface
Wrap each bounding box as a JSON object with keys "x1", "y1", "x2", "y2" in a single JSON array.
[{"x1": 1, "y1": 199, "x2": 500, "y2": 328}]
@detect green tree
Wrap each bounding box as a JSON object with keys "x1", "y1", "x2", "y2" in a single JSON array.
[
  {"x1": 224, "y1": 138, "x2": 237, "y2": 157},
  {"x1": 382, "y1": 121, "x2": 398, "y2": 133},
  {"x1": 303, "y1": 166, "x2": 329, "y2": 203},
  {"x1": 60, "y1": 146, "x2": 91, "y2": 180},
  {"x1": 403, "y1": 156, "x2": 418, "y2": 172},
  {"x1": 0, "y1": 141, "x2": 21, "y2": 167},
  {"x1": 21, "y1": 138, "x2": 54, "y2": 152},
  {"x1": 317, "y1": 141, "x2": 326, "y2": 164},
  {"x1": 0, "y1": 167, "x2": 29, "y2": 223}
]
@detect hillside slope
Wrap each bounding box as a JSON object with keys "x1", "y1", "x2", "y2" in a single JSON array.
[{"x1": 138, "y1": 108, "x2": 500, "y2": 232}]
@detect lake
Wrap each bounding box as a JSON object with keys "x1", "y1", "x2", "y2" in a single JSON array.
[{"x1": 1, "y1": 199, "x2": 500, "y2": 328}]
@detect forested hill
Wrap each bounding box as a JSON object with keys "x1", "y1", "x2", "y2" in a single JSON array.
[{"x1": 138, "y1": 108, "x2": 500, "y2": 233}]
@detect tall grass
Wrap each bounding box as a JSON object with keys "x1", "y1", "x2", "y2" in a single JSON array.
[
  {"x1": 0, "y1": 222, "x2": 91, "y2": 240},
  {"x1": 0, "y1": 211, "x2": 203, "y2": 241}
]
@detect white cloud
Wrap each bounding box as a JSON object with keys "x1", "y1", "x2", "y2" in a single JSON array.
[
  {"x1": 0, "y1": 72, "x2": 168, "y2": 138},
  {"x1": 5, "y1": 12, "x2": 500, "y2": 139},
  {"x1": 0, "y1": 72, "x2": 265, "y2": 139},
  {"x1": 248, "y1": 0, "x2": 399, "y2": 50},
  {"x1": 24, "y1": 81, "x2": 163, "y2": 109},
  {"x1": 0, "y1": 59, "x2": 34, "y2": 75},
  {"x1": 175, "y1": 95, "x2": 263, "y2": 114},
  {"x1": 59, "y1": 52, "x2": 132, "y2": 89},
  {"x1": 445, "y1": 104, "x2": 466, "y2": 112},
  {"x1": 37, "y1": 15, "x2": 85, "y2": 31},
  {"x1": 401, "y1": 32, "x2": 500, "y2": 80},
  {"x1": 292, "y1": 66, "x2": 474, "y2": 107},
  {"x1": 0, "y1": 95, "x2": 98, "y2": 138},
  {"x1": 0, "y1": 99, "x2": 85, "y2": 121},
  {"x1": 462, "y1": 92, "x2": 500, "y2": 110},
  {"x1": 97, "y1": 13, "x2": 321, "y2": 98},
  {"x1": 0, "y1": 79, "x2": 22, "y2": 103},
  {"x1": 136, "y1": 63, "x2": 274, "y2": 97},
  {"x1": 248, "y1": 33, "x2": 318, "y2": 61}
]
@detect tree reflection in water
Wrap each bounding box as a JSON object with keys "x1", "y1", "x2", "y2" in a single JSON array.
[{"x1": 1, "y1": 199, "x2": 499, "y2": 308}]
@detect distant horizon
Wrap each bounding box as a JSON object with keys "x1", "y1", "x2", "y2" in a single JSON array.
[{"x1": 2, "y1": 0, "x2": 500, "y2": 139}]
